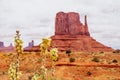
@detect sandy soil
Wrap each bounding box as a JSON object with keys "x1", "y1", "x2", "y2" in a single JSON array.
[{"x1": 0, "y1": 51, "x2": 120, "y2": 80}]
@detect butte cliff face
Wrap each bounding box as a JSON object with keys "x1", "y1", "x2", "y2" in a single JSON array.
[
  {"x1": 51, "y1": 12, "x2": 114, "y2": 52},
  {"x1": 55, "y1": 12, "x2": 90, "y2": 36}
]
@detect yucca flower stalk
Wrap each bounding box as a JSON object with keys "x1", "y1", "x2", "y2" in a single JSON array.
[
  {"x1": 41, "y1": 38, "x2": 51, "y2": 65},
  {"x1": 8, "y1": 62, "x2": 22, "y2": 80},
  {"x1": 50, "y1": 48, "x2": 58, "y2": 80},
  {"x1": 40, "y1": 38, "x2": 51, "y2": 80},
  {"x1": 33, "y1": 38, "x2": 50, "y2": 80},
  {"x1": 8, "y1": 30, "x2": 23, "y2": 80}
]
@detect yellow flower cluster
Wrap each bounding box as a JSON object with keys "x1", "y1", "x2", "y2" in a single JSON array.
[
  {"x1": 50, "y1": 48, "x2": 58, "y2": 61},
  {"x1": 8, "y1": 62, "x2": 22, "y2": 80},
  {"x1": 31, "y1": 73, "x2": 41, "y2": 80},
  {"x1": 14, "y1": 36, "x2": 23, "y2": 54},
  {"x1": 40, "y1": 38, "x2": 51, "y2": 52}
]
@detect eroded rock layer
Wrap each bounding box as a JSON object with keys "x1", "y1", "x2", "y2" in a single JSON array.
[{"x1": 51, "y1": 12, "x2": 113, "y2": 52}]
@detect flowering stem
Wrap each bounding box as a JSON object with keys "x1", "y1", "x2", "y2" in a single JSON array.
[
  {"x1": 43, "y1": 49, "x2": 47, "y2": 80},
  {"x1": 15, "y1": 52, "x2": 20, "y2": 80},
  {"x1": 52, "y1": 61, "x2": 55, "y2": 80}
]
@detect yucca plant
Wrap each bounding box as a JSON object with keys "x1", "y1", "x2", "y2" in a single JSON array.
[
  {"x1": 31, "y1": 38, "x2": 51, "y2": 80},
  {"x1": 8, "y1": 30, "x2": 23, "y2": 80},
  {"x1": 50, "y1": 48, "x2": 58, "y2": 80}
]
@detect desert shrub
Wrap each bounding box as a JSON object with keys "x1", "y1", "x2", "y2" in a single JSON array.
[
  {"x1": 69, "y1": 57, "x2": 75, "y2": 62},
  {"x1": 66, "y1": 50, "x2": 71, "y2": 56},
  {"x1": 112, "y1": 59, "x2": 118, "y2": 63},
  {"x1": 87, "y1": 71, "x2": 92, "y2": 76},
  {"x1": 100, "y1": 51, "x2": 104, "y2": 54},
  {"x1": 113, "y1": 51, "x2": 116, "y2": 53},
  {"x1": 92, "y1": 57, "x2": 99, "y2": 62}
]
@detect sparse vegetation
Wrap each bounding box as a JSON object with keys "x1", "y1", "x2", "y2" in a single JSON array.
[
  {"x1": 87, "y1": 71, "x2": 92, "y2": 76},
  {"x1": 66, "y1": 50, "x2": 71, "y2": 56},
  {"x1": 112, "y1": 59, "x2": 118, "y2": 63},
  {"x1": 0, "y1": 30, "x2": 119, "y2": 80},
  {"x1": 100, "y1": 51, "x2": 104, "y2": 54},
  {"x1": 0, "y1": 50, "x2": 120, "y2": 80},
  {"x1": 92, "y1": 57, "x2": 99, "y2": 62},
  {"x1": 69, "y1": 57, "x2": 75, "y2": 62}
]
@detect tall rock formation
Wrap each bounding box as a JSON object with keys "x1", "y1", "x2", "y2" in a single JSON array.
[
  {"x1": 0, "y1": 41, "x2": 4, "y2": 47},
  {"x1": 55, "y1": 12, "x2": 90, "y2": 36},
  {"x1": 24, "y1": 40, "x2": 35, "y2": 51},
  {"x1": 51, "y1": 12, "x2": 113, "y2": 52}
]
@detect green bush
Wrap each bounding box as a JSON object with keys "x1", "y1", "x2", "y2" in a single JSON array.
[
  {"x1": 92, "y1": 57, "x2": 99, "y2": 62},
  {"x1": 69, "y1": 58, "x2": 75, "y2": 62}
]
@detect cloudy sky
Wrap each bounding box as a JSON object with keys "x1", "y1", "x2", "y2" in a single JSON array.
[{"x1": 0, "y1": 0, "x2": 120, "y2": 49}]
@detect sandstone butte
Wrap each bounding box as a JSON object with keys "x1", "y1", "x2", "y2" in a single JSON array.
[
  {"x1": 26, "y1": 12, "x2": 114, "y2": 52},
  {"x1": 50, "y1": 12, "x2": 114, "y2": 52}
]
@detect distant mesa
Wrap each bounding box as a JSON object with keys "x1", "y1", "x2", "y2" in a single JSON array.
[
  {"x1": 0, "y1": 41, "x2": 4, "y2": 47},
  {"x1": 50, "y1": 12, "x2": 114, "y2": 52},
  {"x1": 0, "y1": 41, "x2": 14, "y2": 52},
  {"x1": 24, "y1": 40, "x2": 34, "y2": 50},
  {"x1": 24, "y1": 40, "x2": 40, "y2": 52}
]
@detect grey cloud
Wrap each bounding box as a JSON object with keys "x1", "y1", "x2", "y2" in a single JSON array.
[
  {"x1": 101, "y1": 34, "x2": 120, "y2": 39},
  {"x1": 40, "y1": 18, "x2": 51, "y2": 24},
  {"x1": 90, "y1": 29, "x2": 103, "y2": 34},
  {"x1": 0, "y1": 35, "x2": 13, "y2": 38}
]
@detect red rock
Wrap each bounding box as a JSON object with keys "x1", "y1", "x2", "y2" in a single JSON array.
[
  {"x1": 55, "y1": 12, "x2": 89, "y2": 35},
  {"x1": 51, "y1": 12, "x2": 114, "y2": 52},
  {"x1": 0, "y1": 43, "x2": 14, "y2": 52}
]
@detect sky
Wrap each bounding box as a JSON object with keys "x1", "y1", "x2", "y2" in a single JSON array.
[{"x1": 0, "y1": 0, "x2": 120, "y2": 49}]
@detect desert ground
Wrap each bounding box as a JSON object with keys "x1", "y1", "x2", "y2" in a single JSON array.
[{"x1": 0, "y1": 51, "x2": 120, "y2": 80}]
